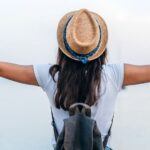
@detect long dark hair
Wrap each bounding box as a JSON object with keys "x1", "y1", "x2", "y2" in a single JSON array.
[{"x1": 49, "y1": 48, "x2": 108, "y2": 111}]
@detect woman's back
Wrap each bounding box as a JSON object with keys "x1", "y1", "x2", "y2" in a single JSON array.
[{"x1": 33, "y1": 62, "x2": 124, "y2": 147}]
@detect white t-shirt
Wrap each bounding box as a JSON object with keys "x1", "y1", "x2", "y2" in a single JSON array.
[{"x1": 33, "y1": 63, "x2": 125, "y2": 148}]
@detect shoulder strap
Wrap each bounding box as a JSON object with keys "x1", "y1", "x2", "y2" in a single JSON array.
[
  {"x1": 103, "y1": 115, "x2": 114, "y2": 148},
  {"x1": 50, "y1": 107, "x2": 59, "y2": 142}
]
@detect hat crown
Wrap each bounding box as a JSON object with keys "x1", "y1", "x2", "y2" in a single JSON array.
[
  {"x1": 57, "y1": 8, "x2": 108, "y2": 62},
  {"x1": 66, "y1": 9, "x2": 100, "y2": 54}
]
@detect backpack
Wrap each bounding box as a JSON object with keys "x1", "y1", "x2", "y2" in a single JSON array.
[{"x1": 51, "y1": 103, "x2": 113, "y2": 150}]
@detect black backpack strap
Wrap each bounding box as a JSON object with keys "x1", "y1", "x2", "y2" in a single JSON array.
[
  {"x1": 50, "y1": 107, "x2": 59, "y2": 142},
  {"x1": 103, "y1": 115, "x2": 114, "y2": 148}
]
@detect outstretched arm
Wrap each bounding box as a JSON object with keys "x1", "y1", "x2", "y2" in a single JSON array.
[
  {"x1": 123, "y1": 64, "x2": 150, "y2": 86},
  {"x1": 0, "y1": 61, "x2": 39, "y2": 86}
]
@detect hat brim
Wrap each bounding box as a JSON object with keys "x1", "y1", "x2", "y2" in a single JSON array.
[{"x1": 57, "y1": 10, "x2": 108, "y2": 62}]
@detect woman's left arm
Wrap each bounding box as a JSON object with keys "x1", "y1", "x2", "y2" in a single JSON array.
[
  {"x1": 0, "y1": 61, "x2": 38, "y2": 86},
  {"x1": 123, "y1": 64, "x2": 150, "y2": 86}
]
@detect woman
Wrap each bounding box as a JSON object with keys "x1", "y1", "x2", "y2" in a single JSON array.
[{"x1": 0, "y1": 8, "x2": 150, "y2": 150}]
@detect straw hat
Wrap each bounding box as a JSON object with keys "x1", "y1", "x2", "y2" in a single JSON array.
[{"x1": 57, "y1": 8, "x2": 108, "y2": 64}]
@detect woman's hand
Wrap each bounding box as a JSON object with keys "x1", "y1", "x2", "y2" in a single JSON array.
[
  {"x1": 0, "y1": 62, "x2": 39, "y2": 86},
  {"x1": 123, "y1": 64, "x2": 150, "y2": 86}
]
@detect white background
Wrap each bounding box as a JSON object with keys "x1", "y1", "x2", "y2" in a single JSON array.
[{"x1": 0, "y1": 0, "x2": 150, "y2": 149}]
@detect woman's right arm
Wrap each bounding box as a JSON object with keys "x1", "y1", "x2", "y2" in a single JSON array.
[
  {"x1": 0, "y1": 61, "x2": 39, "y2": 86},
  {"x1": 123, "y1": 64, "x2": 150, "y2": 86}
]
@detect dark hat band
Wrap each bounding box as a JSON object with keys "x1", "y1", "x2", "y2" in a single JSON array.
[{"x1": 63, "y1": 16, "x2": 102, "y2": 64}]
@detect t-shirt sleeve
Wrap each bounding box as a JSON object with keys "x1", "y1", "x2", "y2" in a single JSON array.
[
  {"x1": 32, "y1": 63, "x2": 52, "y2": 91},
  {"x1": 105, "y1": 63, "x2": 125, "y2": 92}
]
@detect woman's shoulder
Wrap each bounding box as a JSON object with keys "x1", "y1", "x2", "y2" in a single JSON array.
[
  {"x1": 102, "y1": 63, "x2": 124, "y2": 70},
  {"x1": 32, "y1": 63, "x2": 54, "y2": 91},
  {"x1": 102, "y1": 63, "x2": 125, "y2": 92}
]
